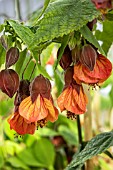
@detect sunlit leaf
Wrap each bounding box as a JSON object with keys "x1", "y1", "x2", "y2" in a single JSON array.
[{"x1": 29, "y1": 0, "x2": 100, "y2": 50}]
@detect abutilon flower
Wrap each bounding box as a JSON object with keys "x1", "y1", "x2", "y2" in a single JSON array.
[
  {"x1": 19, "y1": 75, "x2": 58, "y2": 126},
  {"x1": 8, "y1": 79, "x2": 36, "y2": 135},
  {"x1": 8, "y1": 111, "x2": 36, "y2": 135},
  {"x1": 73, "y1": 54, "x2": 112, "y2": 86},
  {"x1": 57, "y1": 67, "x2": 88, "y2": 117}
]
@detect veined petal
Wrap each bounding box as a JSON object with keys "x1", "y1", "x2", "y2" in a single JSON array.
[
  {"x1": 19, "y1": 95, "x2": 48, "y2": 122},
  {"x1": 44, "y1": 98, "x2": 59, "y2": 122},
  {"x1": 57, "y1": 88, "x2": 68, "y2": 111},
  {"x1": 73, "y1": 87, "x2": 88, "y2": 112},
  {"x1": 8, "y1": 112, "x2": 36, "y2": 135}
]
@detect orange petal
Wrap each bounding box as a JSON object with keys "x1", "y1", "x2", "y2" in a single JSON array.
[
  {"x1": 19, "y1": 95, "x2": 48, "y2": 122},
  {"x1": 44, "y1": 98, "x2": 59, "y2": 122},
  {"x1": 57, "y1": 88, "x2": 68, "y2": 111},
  {"x1": 8, "y1": 112, "x2": 36, "y2": 135}
]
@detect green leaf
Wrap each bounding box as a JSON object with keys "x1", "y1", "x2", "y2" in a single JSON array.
[
  {"x1": 0, "y1": 43, "x2": 6, "y2": 68},
  {"x1": 15, "y1": 48, "x2": 27, "y2": 75},
  {"x1": 33, "y1": 138, "x2": 55, "y2": 169},
  {"x1": 36, "y1": 0, "x2": 51, "y2": 22},
  {"x1": 7, "y1": 157, "x2": 30, "y2": 169},
  {"x1": 29, "y1": 0, "x2": 100, "y2": 50},
  {"x1": 8, "y1": 20, "x2": 34, "y2": 47},
  {"x1": 95, "y1": 20, "x2": 113, "y2": 55},
  {"x1": 65, "y1": 131, "x2": 113, "y2": 170},
  {"x1": 17, "y1": 148, "x2": 43, "y2": 167},
  {"x1": 54, "y1": 34, "x2": 70, "y2": 70},
  {"x1": 80, "y1": 25, "x2": 105, "y2": 55}
]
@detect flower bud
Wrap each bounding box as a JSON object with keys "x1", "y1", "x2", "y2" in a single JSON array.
[
  {"x1": 80, "y1": 44, "x2": 97, "y2": 71},
  {"x1": 58, "y1": 46, "x2": 72, "y2": 70},
  {"x1": 30, "y1": 75, "x2": 51, "y2": 102},
  {"x1": 5, "y1": 47, "x2": 19, "y2": 68},
  {"x1": 0, "y1": 69, "x2": 19, "y2": 98}
]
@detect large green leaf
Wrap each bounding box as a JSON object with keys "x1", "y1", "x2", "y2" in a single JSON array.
[
  {"x1": 8, "y1": 20, "x2": 34, "y2": 47},
  {"x1": 17, "y1": 148, "x2": 43, "y2": 167},
  {"x1": 33, "y1": 138, "x2": 55, "y2": 170},
  {"x1": 29, "y1": 0, "x2": 100, "y2": 50},
  {"x1": 95, "y1": 20, "x2": 113, "y2": 55},
  {"x1": 66, "y1": 131, "x2": 113, "y2": 170}
]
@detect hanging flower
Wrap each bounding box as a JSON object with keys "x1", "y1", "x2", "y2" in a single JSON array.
[
  {"x1": 73, "y1": 54, "x2": 112, "y2": 86},
  {"x1": 57, "y1": 67, "x2": 88, "y2": 116},
  {"x1": 19, "y1": 75, "x2": 58, "y2": 124},
  {"x1": 8, "y1": 79, "x2": 36, "y2": 135},
  {"x1": 8, "y1": 111, "x2": 36, "y2": 135}
]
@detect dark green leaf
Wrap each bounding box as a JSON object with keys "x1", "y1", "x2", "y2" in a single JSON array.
[
  {"x1": 8, "y1": 20, "x2": 34, "y2": 47},
  {"x1": 33, "y1": 138, "x2": 55, "y2": 169},
  {"x1": 29, "y1": 0, "x2": 100, "y2": 50},
  {"x1": 95, "y1": 21, "x2": 113, "y2": 55},
  {"x1": 66, "y1": 131, "x2": 113, "y2": 170},
  {"x1": 80, "y1": 25, "x2": 104, "y2": 55}
]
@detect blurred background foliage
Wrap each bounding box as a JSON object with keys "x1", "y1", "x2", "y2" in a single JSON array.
[{"x1": 0, "y1": 0, "x2": 113, "y2": 170}]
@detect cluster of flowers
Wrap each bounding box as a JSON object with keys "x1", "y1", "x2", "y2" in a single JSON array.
[
  {"x1": 57, "y1": 44, "x2": 112, "y2": 119},
  {"x1": 0, "y1": 47, "x2": 58, "y2": 135},
  {"x1": 0, "y1": 41, "x2": 112, "y2": 135}
]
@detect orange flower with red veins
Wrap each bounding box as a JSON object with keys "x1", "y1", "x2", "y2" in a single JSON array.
[
  {"x1": 8, "y1": 111, "x2": 36, "y2": 135},
  {"x1": 19, "y1": 75, "x2": 58, "y2": 123},
  {"x1": 73, "y1": 54, "x2": 112, "y2": 86},
  {"x1": 57, "y1": 67, "x2": 88, "y2": 115}
]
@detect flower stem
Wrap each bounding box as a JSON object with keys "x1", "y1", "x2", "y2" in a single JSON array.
[
  {"x1": 77, "y1": 115, "x2": 85, "y2": 170},
  {"x1": 77, "y1": 115, "x2": 82, "y2": 145},
  {"x1": 22, "y1": 56, "x2": 32, "y2": 79}
]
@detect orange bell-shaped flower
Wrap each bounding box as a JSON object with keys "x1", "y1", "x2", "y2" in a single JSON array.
[
  {"x1": 57, "y1": 67, "x2": 88, "y2": 115},
  {"x1": 73, "y1": 54, "x2": 112, "y2": 85},
  {"x1": 8, "y1": 111, "x2": 36, "y2": 135}
]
